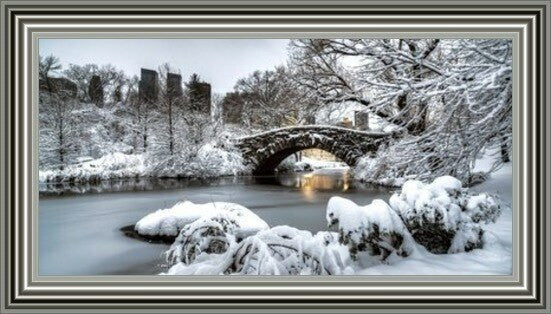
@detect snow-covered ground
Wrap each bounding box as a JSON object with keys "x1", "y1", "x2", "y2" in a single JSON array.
[
  {"x1": 39, "y1": 152, "x2": 146, "y2": 183},
  {"x1": 358, "y1": 163, "x2": 512, "y2": 275},
  {"x1": 277, "y1": 156, "x2": 348, "y2": 173},
  {"x1": 39, "y1": 141, "x2": 249, "y2": 183},
  {"x1": 134, "y1": 162, "x2": 512, "y2": 276}
]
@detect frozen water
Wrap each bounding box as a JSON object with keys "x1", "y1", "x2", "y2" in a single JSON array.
[{"x1": 38, "y1": 170, "x2": 390, "y2": 275}]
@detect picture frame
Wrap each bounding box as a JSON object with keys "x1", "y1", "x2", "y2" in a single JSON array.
[{"x1": 0, "y1": 0, "x2": 549, "y2": 312}]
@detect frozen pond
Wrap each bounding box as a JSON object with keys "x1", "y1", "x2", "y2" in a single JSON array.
[{"x1": 38, "y1": 169, "x2": 394, "y2": 276}]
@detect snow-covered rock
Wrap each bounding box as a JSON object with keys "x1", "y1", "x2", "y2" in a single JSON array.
[{"x1": 135, "y1": 201, "x2": 269, "y2": 239}]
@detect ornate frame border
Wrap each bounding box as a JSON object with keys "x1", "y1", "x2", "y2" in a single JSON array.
[{"x1": 0, "y1": 1, "x2": 549, "y2": 312}]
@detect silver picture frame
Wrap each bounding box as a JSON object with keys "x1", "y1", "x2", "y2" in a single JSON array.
[{"x1": 0, "y1": 0, "x2": 549, "y2": 312}]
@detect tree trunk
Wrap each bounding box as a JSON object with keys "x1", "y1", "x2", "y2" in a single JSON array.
[
  {"x1": 143, "y1": 124, "x2": 148, "y2": 152},
  {"x1": 168, "y1": 98, "x2": 174, "y2": 155},
  {"x1": 58, "y1": 113, "x2": 64, "y2": 171},
  {"x1": 501, "y1": 143, "x2": 510, "y2": 163}
]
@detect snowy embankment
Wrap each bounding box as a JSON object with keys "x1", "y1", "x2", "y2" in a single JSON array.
[
  {"x1": 39, "y1": 152, "x2": 145, "y2": 183},
  {"x1": 39, "y1": 142, "x2": 250, "y2": 184},
  {"x1": 277, "y1": 156, "x2": 349, "y2": 173},
  {"x1": 134, "y1": 170, "x2": 511, "y2": 275}
]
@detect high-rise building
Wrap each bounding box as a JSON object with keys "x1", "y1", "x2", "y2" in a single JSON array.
[
  {"x1": 139, "y1": 68, "x2": 159, "y2": 104},
  {"x1": 167, "y1": 73, "x2": 183, "y2": 99}
]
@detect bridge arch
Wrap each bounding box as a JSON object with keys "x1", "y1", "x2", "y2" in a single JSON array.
[{"x1": 234, "y1": 126, "x2": 391, "y2": 176}]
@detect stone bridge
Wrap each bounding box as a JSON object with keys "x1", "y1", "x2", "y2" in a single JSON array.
[{"x1": 234, "y1": 125, "x2": 393, "y2": 175}]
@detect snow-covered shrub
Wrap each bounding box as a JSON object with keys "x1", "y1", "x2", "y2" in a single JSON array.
[
  {"x1": 166, "y1": 214, "x2": 237, "y2": 265},
  {"x1": 135, "y1": 201, "x2": 269, "y2": 239},
  {"x1": 154, "y1": 201, "x2": 352, "y2": 275},
  {"x1": 165, "y1": 224, "x2": 352, "y2": 276},
  {"x1": 227, "y1": 226, "x2": 351, "y2": 275},
  {"x1": 464, "y1": 193, "x2": 501, "y2": 223},
  {"x1": 326, "y1": 196, "x2": 415, "y2": 263},
  {"x1": 389, "y1": 176, "x2": 501, "y2": 253},
  {"x1": 193, "y1": 141, "x2": 250, "y2": 177},
  {"x1": 448, "y1": 223, "x2": 484, "y2": 253}
]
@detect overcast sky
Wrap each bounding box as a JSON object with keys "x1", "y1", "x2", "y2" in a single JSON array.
[{"x1": 39, "y1": 39, "x2": 290, "y2": 94}]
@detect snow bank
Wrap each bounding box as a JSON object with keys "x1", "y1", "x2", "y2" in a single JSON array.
[
  {"x1": 39, "y1": 152, "x2": 145, "y2": 183},
  {"x1": 135, "y1": 201, "x2": 269, "y2": 239},
  {"x1": 277, "y1": 156, "x2": 348, "y2": 173},
  {"x1": 40, "y1": 140, "x2": 250, "y2": 184}
]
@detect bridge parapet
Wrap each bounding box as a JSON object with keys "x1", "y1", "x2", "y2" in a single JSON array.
[{"x1": 234, "y1": 125, "x2": 393, "y2": 175}]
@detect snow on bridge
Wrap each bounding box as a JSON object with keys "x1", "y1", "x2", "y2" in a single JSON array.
[{"x1": 234, "y1": 125, "x2": 395, "y2": 175}]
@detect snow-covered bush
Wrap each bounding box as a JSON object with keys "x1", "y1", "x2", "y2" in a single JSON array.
[
  {"x1": 165, "y1": 224, "x2": 352, "y2": 276},
  {"x1": 193, "y1": 141, "x2": 250, "y2": 177},
  {"x1": 166, "y1": 214, "x2": 237, "y2": 265},
  {"x1": 142, "y1": 176, "x2": 503, "y2": 276},
  {"x1": 135, "y1": 201, "x2": 268, "y2": 239},
  {"x1": 145, "y1": 200, "x2": 354, "y2": 275},
  {"x1": 326, "y1": 196, "x2": 415, "y2": 263},
  {"x1": 389, "y1": 176, "x2": 501, "y2": 253},
  {"x1": 226, "y1": 227, "x2": 351, "y2": 275}
]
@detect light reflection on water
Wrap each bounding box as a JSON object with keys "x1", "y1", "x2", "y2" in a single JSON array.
[{"x1": 277, "y1": 170, "x2": 351, "y2": 202}]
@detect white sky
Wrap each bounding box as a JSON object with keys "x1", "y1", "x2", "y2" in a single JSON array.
[{"x1": 39, "y1": 39, "x2": 290, "y2": 94}]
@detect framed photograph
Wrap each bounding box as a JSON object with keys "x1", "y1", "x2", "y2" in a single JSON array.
[{"x1": 0, "y1": 0, "x2": 549, "y2": 312}]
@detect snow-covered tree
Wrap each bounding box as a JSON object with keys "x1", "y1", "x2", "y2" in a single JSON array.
[
  {"x1": 39, "y1": 91, "x2": 80, "y2": 170},
  {"x1": 149, "y1": 64, "x2": 185, "y2": 157},
  {"x1": 233, "y1": 66, "x2": 315, "y2": 130},
  {"x1": 63, "y1": 63, "x2": 125, "y2": 103},
  {"x1": 39, "y1": 54, "x2": 62, "y2": 82},
  {"x1": 290, "y1": 39, "x2": 513, "y2": 183},
  {"x1": 117, "y1": 75, "x2": 153, "y2": 153}
]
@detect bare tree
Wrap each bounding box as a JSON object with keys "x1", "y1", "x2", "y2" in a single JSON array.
[
  {"x1": 63, "y1": 63, "x2": 125, "y2": 103},
  {"x1": 152, "y1": 64, "x2": 184, "y2": 156},
  {"x1": 119, "y1": 75, "x2": 152, "y2": 154},
  {"x1": 233, "y1": 66, "x2": 314, "y2": 130},
  {"x1": 39, "y1": 91, "x2": 80, "y2": 170},
  {"x1": 39, "y1": 54, "x2": 62, "y2": 83}
]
